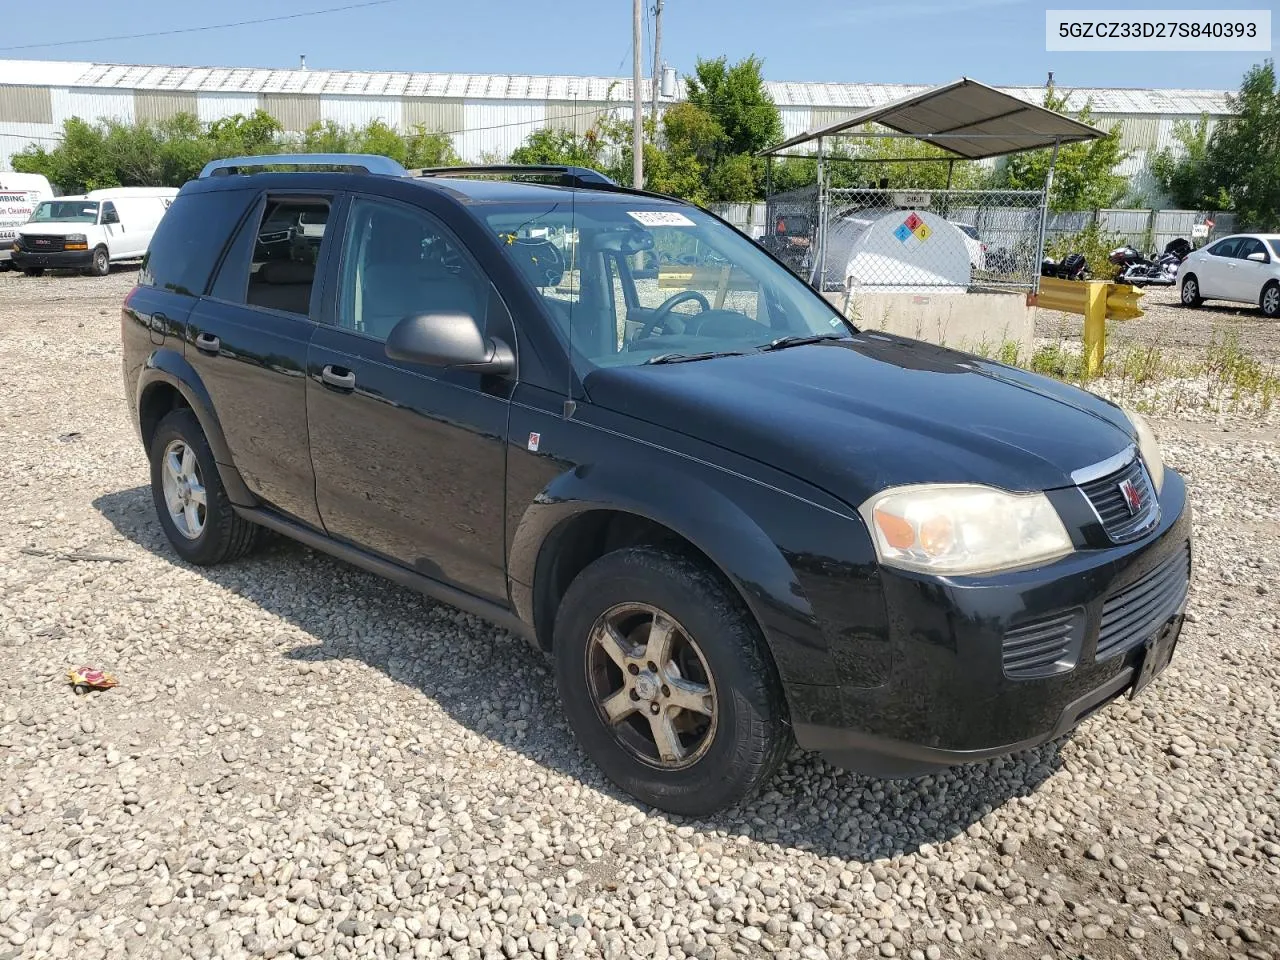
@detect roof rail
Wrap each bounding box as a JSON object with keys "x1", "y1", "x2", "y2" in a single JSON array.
[
  {"x1": 410, "y1": 164, "x2": 618, "y2": 188},
  {"x1": 199, "y1": 153, "x2": 408, "y2": 178}
]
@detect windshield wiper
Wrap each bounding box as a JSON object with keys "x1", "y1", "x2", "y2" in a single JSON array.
[
  {"x1": 644, "y1": 350, "x2": 747, "y2": 365},
  {"x1": 758, "y1": 333, "x2": 846, "y2": 352}
]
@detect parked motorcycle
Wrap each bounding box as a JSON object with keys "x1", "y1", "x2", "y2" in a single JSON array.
[
  {"x1": 1040, "y1": 252, "x2": 1090, "y2": 281},
  {"x1": 1108, "y1": 237, "x2": 1192, "y2": 287}
]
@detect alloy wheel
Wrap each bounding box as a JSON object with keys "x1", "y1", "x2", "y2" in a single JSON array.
[
  {"x1": 160, "y1": 439, "x2": 207, "y2": 539},
  {"x1": 584, "y1": 602, "x2": 717, "y2": 769},
  {"x1": 1263, "y1": 286, "x2": 1279, "y2": 317},
  {"x1": 1182, "y1": 279, "x2": 1198, "y2": 304}
]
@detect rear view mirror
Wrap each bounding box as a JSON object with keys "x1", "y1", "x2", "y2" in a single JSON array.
[
  {"x1": 1247, "y1": 251, "x2": 1268, "y2": 263},
  {"x1": 385, "y1": 312, "x2": 514, "y2": 375}
]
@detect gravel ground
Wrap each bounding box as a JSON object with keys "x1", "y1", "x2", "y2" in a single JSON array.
[
  {"x1": 1, "y1": 267, "x2": 1278, "y2": 960},
  {"x1": 1036, "y1": 285, "x2": 1280, "y2": 366}
]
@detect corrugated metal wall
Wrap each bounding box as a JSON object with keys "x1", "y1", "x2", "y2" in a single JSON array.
[
  {"x1": 320, "y1": 95, "x2": 400, "y2": 128},
  {"x1": 458, "y1": 99, "x2": 545, "y2": 160},
  {"x1": 135, "y1": 90, "x2": 198, "y2": 123},
  {"x1": 402, "y1": 98, "x2": 464, "y2": 134},
  {"x1": 196, "y1": 93, "x2": 260, "y2": 124},
  {"x1": 0, "y1": 85, "x2": 53, "y2": 124},
  {"x1": 51, "y1": 87, "x2": 134, "y2": 123},
  {"x1": 545, "y1": 101, "x2": 612, "y2": 137},
  {"x1": 261, "y1": 93, "x2": 320, "y2": 132}
]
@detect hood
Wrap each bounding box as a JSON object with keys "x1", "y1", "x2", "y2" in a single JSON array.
[
  {"x1": 19, "y1": 223, "x2": 94, "y2": 236},
  {"x1": 584, "y1": 333, "x2": 1136, "y2": 506}
]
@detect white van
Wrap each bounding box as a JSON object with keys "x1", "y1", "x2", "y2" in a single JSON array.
[
  {"x1": 12, "y1": 187, "x2": 179, "y2": 277},
  {"x1": 0, "y1": 172, "x2": 55, "y2": 270}
]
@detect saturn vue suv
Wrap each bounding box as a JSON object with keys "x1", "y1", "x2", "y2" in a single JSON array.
[{"x1": 121, "y1": 155, "x2": 1193, "y2": 816}]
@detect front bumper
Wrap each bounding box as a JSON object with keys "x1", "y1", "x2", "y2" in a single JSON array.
[
  {"x1": 10, "y1": 248, "x2": 93, "y2": 269},
  {"x1": 792, "y1": 468, "x2": 1191, "y2": 776}
]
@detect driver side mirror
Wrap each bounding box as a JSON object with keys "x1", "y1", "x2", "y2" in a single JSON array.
[
  {"x1": 385, "y1": 312, "x2": 514, "y2": 375},
  {"x1": 1247, "y1": 251, "x2": 1268, "y2": 263}
]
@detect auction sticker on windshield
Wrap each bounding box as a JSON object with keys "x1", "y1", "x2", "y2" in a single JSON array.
[{"x1": 628, "y1": 211, "x2": 696, "y2": 227}]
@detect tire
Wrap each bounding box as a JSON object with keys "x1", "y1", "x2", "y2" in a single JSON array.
[
  {"x1": 553, "y1": 546, "x2": 791, "y2": 816},
  {"x1": 149, "y1": 408, "x2": 259, "y2": 566},
  {"x1": 1180, "y1": 275, "x2": 1203, "y2": 307},
  {"x1": 1261, "y1": 282, "x2": 1280, "y2": 319},
  {"x1": 87, "y1": 246, "x2": 110, "y2": 277},
  {"x1": 22, "y1": 268, "x2": 44, "y2": 277}
]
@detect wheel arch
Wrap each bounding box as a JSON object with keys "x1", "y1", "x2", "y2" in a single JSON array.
[
  {"x1": 136, "y1": 353, "x2": 255, "y2": 506},
  {"x1": 509, "y1": 460, "x2": 831, "y2": 692}
]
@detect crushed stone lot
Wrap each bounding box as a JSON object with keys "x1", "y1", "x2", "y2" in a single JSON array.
[{"x1": 1, "y1": 267, "x2": 1278, "y2": 960}]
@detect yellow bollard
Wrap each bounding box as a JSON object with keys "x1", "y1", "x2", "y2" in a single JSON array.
[{"x1": 1082, "y1": 281, "x2": 1108, "y2": 379}]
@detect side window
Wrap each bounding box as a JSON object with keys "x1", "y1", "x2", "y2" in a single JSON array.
[
  {"x1": 1236, "y1": 238, "x2": 1266, "y2": 260},
  {"x1": 337, "y1": 197, "x2": 486, "y2": 341},
  {"x1": 1209, "y1": 238, "x2": 1241, "y2": 258},
  {"x1": 100, "y1": 201, "x2": 119, "y2": 225},
  {"x1": 139, "y1": 188, "x2": 257, "y2": 296},
  {"x1": 238, "y1": 197, "x2": 331, "y2": 316}
]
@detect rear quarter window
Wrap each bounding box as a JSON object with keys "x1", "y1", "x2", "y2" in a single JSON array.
[{"x1": 139, "y1": 189, "x2": 256, "y2": 296}]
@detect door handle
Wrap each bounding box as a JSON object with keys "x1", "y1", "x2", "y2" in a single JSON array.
[
  {"x1": 321, "y1": 364, "x2": 356, "y2": 390},
  {"x1": 194, "y1": 332, "x2": 220, "y2": 353}
]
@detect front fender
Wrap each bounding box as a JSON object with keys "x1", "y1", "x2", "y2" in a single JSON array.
[
  {"x1": 510, "y1": 457, "x2": 855, "y2": 689},
  {"x1": 137, "y1": 350, "x2": 255, "y2": 506}
]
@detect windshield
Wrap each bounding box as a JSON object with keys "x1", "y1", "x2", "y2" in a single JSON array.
[
  {"x1": 483, "y1": 201, "x2": 851, "y2": 369},
  {"x1": 29, "y1": 200, "x2": 99, "y2": 224}
]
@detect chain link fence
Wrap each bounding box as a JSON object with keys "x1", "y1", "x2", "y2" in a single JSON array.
[{"x1": 758, "y1": 186, "x2": 1045, "y2": 293}]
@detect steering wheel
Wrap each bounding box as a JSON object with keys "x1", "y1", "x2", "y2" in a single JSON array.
[
  {"x1": 508, "y1": 236, "x2": 566, "y2": 288},
  {"x1": 635, "y1": 290, "x2": 711, "y2": 342}
]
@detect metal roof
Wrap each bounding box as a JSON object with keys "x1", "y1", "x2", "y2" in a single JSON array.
[
  {"x1": 0, "y1": 59, "x2": 1234, "y2": 116},
  {"x1": 762, "y1": 78, "x2": 1106, "y2": 159}
]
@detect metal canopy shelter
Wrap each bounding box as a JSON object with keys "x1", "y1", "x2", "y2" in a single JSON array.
[
  {"x1": 759, "y1": 78, "x2": 1105, "y2": 293},
  {"x1": 761, "y1": 77, "x2": 1104, "y2": 160}
]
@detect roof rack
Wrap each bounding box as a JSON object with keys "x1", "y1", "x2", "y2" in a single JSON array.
[
  {"x1": 410, "y1": 164, "x2": 618, "y2": 188},
  {"x1": 199, "y1": 153, "x2": 408, "y2": 178}
]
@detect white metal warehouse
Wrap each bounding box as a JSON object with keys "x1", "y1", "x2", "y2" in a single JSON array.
[{"x1": 0, "y1": 58, "x2": 1234, "y2": 194}]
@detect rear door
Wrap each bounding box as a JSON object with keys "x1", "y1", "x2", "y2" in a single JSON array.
[{"x1": 185, "y1": 190, "x2": 344, "y2": 529}]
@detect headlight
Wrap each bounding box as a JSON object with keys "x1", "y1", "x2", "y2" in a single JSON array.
[
  {"x1": 859, "y1": 484, "x2": 1073, "y2": 575},
  {"x1": 1123, "y1": 407, "x2": 1164, "y2": 493},
  {"x1": 65, "y1": 233, "x2": 87, "y2": 244}
]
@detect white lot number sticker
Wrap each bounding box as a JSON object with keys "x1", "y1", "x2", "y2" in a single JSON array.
[{"x1": 627, "y1": 210, "x2": 696, "y2": 228}]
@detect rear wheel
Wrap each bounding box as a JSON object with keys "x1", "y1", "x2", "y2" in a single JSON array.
[
  {"x1": 87, "y1": 246, "x2": 110, "y2": 277},
  {"x1": 1261, "y1": 282, "x2": 1280, "y2": 319},
  {"x1": 1180, "y1": 275, "x2": 1203, "y2": 307},
  {"x1": 149, "y1": 408, "x2": 259, "y2": 565},
  {"x1": 22, "y1": 268, "x2": 44, "y2": 278},
  {"x1": 554, "y1": 546, "x2": 791, "y2": 816}
]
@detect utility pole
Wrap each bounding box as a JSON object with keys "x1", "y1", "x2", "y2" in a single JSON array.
[
  {"x1": 632, "y1": 0, "x2": 644, "y2": 189},
  {"x1": 650, "y1": 0, "x2": 663, "y2": 126}
]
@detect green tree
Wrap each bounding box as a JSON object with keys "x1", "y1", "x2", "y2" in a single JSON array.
[
  {"x1": 1202, "y1": 60, "x2": 1280, "y2": 229},
  {"x1": 997, "y1": 87, "x2": 1129, "y2": 211},
  {"x1": 1150, "y1": 114, "x2": 1228, "y2": 210},
  {"x1": 686, "y1": 55, "x2": 781, "y2": 158},
  {"x1": 509, "y1": 127, "x2": 602, "y2": 168}
]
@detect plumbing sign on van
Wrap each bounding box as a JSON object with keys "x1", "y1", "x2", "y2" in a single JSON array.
[{"x1": 0, "y1": 175, "x2": 53, "y2": 261}]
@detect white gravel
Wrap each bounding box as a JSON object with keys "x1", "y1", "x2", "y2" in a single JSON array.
[{"x1": 1, "y1": 267, "x2": 1278, "y2": 960}]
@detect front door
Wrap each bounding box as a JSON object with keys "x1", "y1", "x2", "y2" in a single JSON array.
[
  {"x1": 1198, "y1": 236, "x2": 1241, "y2": 298},
  {"x1": 185, "y1": 191, "x2": 339, "y2": 529},
  {"x1": 306, "y1": 194, "x2": 512, "y2": 603},
  {"x1": 100, "y1": 201, "x2": 128, "y2": 258},
  {"x1": 1229, "y1": 237, "x2": 1270, "y2": 303}
]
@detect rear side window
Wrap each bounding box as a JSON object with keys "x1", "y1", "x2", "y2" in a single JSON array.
[
  {"x1": 242, "y1": 198, "x2": 331, "y2": 317},
  {"x1": 139, "y1": 189, "x2": 256, "y2": 296}
]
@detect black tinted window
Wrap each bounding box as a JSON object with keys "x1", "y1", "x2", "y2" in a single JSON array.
[
  {"x1": 243, "y1": 198, "x2": 330, "y2": 317},
  {"x1": 337, "y1": 197, "x2": 485, "y2": 341},
  {"x1": 1209, "y1": 238, "x2": 1241, "y2": 258},
  {"x1": 139, "y1": 189, "x2": 255, "y2": 296},
  {"x1": 1235, "y1": 238, "x2": 1266, "y2": 260}
]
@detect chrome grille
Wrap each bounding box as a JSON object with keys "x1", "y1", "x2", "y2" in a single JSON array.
[
  {"x1": 1079, "y1": 455, "x2": 1158, "y2": 543},
  {"x1": 1095, "y1": 542, "x2": 1191, "y2": 661},
  {"x1": 1003, "y1": 610, "x2": 1081, "y2": 679}
]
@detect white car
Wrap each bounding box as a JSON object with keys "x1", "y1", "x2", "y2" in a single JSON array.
[
  {"x1": 1178, "y1": 234, "x2": 1280, "y2": 319},
  {"x1": 12, "y1": 187, "x2": 178, "y2": 277}
]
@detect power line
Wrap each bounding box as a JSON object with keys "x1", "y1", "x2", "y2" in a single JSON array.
[{"x1": 0, "y1": 0, "x2": 403, "y2": 53}]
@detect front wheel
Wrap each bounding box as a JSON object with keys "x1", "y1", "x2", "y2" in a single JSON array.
[
  {"x1": 554, "y1": 546, "x2": 792, "y2": 816},
  {"x1": 149, "y1": 408, "x2": 260, "y2": 565},
  {"x1": 1261, "y1": 283, "x2": 1280, "y2": 319},
  {"x1": 87, "y1": 246, "x2": 110, "y2": 277},
  {"x1": 1181, "y1": 275, "x2": 1204, "y2": 307}
]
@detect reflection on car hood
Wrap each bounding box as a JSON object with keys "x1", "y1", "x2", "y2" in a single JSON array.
[{"x1": 584, "y1": 332, "x2": 1136, "y2": 504}]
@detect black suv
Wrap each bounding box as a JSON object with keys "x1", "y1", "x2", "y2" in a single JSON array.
[{"x1": 122, "y1": 154, "x2": 1192, "y2": 816}]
